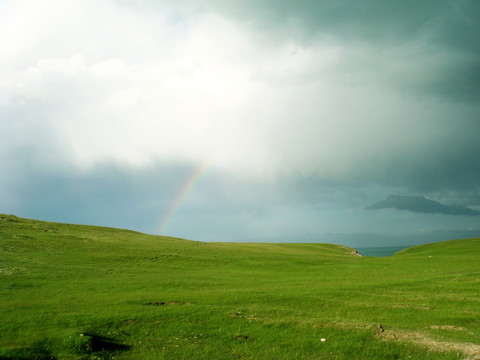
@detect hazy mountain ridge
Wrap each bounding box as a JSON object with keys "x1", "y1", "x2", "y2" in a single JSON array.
[{"x1": 367, "y1": 195, "x2": 480, "y2": 216}]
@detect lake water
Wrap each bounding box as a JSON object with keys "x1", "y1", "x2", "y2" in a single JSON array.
[{"x1": 356, "y1": 246, "x2": 411, "y2": 257}]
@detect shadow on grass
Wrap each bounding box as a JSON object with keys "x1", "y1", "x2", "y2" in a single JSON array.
[
  {"x1": 78, "y1": 332, "x2": 131, "y2": 353},
  {"x1": 0, "y1": 345, "x2": 55, "y2": 360},
  {"x1": 0, "y1": 333, "x2": 131, "y2": 360}
]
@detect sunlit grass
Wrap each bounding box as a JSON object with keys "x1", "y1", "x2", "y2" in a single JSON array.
[{"x1": 1, "y1": 214, "x2": 479, "y2": 359}]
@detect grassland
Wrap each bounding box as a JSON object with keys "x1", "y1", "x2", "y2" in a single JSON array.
[{"x1": 1, "y1": 214, "x2": 479, "y2": 359}]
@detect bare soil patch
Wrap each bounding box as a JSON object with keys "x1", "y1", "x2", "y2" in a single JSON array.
[{"x1": 381, "y1": 329, "x2": 480, "y2": 360}]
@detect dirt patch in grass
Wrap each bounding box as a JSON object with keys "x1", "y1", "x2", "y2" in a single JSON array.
[
  {"x1": 381, "y1": 329, "x2": 480, "y2": 360},
  {"x1": 328, "y1": 322, "x2": 479, "y2": 359},
  {"x1": 429, "y1": 325, "x2": 466, "y2": 331},
  {"x1": 234, "y1": 335, "x2": 250, "y2": 342},
  {"x1": 227, "y1": 312, "x2": 259, "y2": 322},
  {"x1": 325, "y1": 320, "x2": 374, "y2": 330},
  {"x1": 0, "y1": 267, "x2": 21, "y2": 276},
  {"x1": 391, "y1": 304, "x2": 430, "y2": 310},
  {"x1": 144, "y1": 301, "x2": 190, "y2": 306}
]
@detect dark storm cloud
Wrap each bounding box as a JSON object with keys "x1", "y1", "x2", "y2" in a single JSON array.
[
  {"x1": 146, "y1": 0, "x2": 480, "y2": 102},
  {"x1": 3, "y1": 146, "x2": 480, "y2": 245},
  {"x1": 274, "y1": 113, "x2": 480, "y2": 208},
  {"x1": 273, "y1": 0, "x2": 480, "y2": 103},
  {"x1": 367, "y1": 195, "x2": 480, "y2": 216},
  {"x1": 1, "y1": 150, "x2": 189, "y2": 234},
  {"x1": 376, "y1": 122, "x2": 480, "y2": 200},
  {"x1": 1, "y1": 148, "x2": 278, "y2": 239}
]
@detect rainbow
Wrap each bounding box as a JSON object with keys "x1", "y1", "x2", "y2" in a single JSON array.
[{"x1": 158, "y1": 157, "x2": 213, "y2": 235}]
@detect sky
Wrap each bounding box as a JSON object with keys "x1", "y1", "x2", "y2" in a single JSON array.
[{"x1": 1, "y1": 0, "x2": 480, "y2": 248}]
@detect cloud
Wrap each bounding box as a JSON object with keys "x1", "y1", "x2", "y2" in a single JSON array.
[
  {"x1": 367, "y1": 195, "x2": 480, "y2": 216},
  {"x1": 139, "y1": 0, "x2": 480, "y2": 103},
  {"x1": 1, "y1": 0, "x2": 480, "y2": 245},
  {"x1": 3, "y1": 155, "x2": 479, "y2": 245},
  {"x1": 2, "y1": 0, "x2": 479, "y2": 184}
]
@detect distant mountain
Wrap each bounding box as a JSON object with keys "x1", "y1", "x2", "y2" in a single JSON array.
[{"x1": 366, "y1": 195, "x2": 480, "y2": 216}]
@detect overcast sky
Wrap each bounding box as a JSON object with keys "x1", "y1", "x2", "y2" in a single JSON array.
[{"x1": 1, "y1": 0, "x2": 479, "y2": 247}]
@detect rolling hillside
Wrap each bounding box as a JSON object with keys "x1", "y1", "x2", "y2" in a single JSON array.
[{"x1": 1, "y1": 214, "x2": 479, "y2": 359}]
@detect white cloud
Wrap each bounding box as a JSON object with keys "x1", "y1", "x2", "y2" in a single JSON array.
[
  {"x1": 90, "y1": 58, "x2": 127, "y2": 79},
  {"x1": 0, "y1": 2, "x2": 275, "y2": 173},
  {"x1": 1, "y1": 0, "x2": 479, "y2": 184}
]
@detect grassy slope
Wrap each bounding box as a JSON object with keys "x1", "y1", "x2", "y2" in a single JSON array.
[{"x1": 1, "y1": 214, "x2": 479, "y2": 359}]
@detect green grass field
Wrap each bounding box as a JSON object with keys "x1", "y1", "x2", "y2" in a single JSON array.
[{"x1": 1, "y1": 214, "x2": 479, "y2": 359}]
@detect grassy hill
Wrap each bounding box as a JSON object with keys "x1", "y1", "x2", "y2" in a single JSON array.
[{"x1": 1, "y1": 214, "x2": 479, "y2": 359}]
